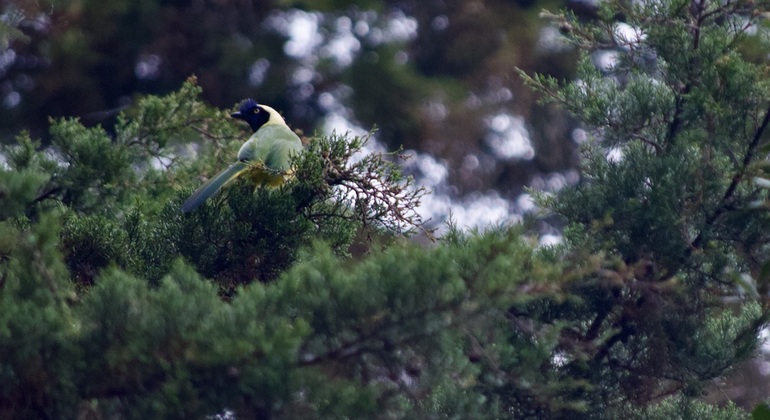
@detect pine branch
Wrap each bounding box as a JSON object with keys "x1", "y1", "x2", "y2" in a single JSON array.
[{"x1": 689, "y1": 101, "x2": 770, "y2": 252}]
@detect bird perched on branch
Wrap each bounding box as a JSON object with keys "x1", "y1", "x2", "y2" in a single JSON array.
[{"x1": 181, "y1": 99, "x2": 303, "y2": 213}]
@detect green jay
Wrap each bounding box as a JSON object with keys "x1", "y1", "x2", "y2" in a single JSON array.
[{"x1": 181, "y1": 99, "x2": 303, "y2": 213}]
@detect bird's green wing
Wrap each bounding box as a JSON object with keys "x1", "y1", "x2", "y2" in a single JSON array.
[
  {"x1": 181, "y1": 161, "x2": 249, "y2": 213},
  {"x1": 266, "y1": 139, "x2": 304, "y2": 173},
  {"x1": 244, "y1": 124, "x2": 303, "y2": 173},
  {"x1": 267, "y1": 128, "x2": 303, "y2": 172}
]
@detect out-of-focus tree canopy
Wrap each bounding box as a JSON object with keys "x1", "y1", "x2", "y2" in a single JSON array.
[{"x1": 1, "y1": 0, "x2": 579, "y2": 206}]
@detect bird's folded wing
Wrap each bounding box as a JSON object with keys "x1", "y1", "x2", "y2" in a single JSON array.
[
  {"x1": 181, "y1": 161, "x2": 249, "y2": 213},
  {"x1": 265, "y1": 140, "x2": 303, "y2": 173},
  {"x1": 253, "y1": 124, "x2": 303, "y2": 172}
]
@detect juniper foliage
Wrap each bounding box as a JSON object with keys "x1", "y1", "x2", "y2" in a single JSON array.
[{"x1": 520, "y1": 0, "x2": 770, "y2": 413}]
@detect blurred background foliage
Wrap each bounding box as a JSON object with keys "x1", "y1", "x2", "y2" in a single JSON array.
[{"x1": 1, "y1": 0, "x2": 581, "y2": 209}]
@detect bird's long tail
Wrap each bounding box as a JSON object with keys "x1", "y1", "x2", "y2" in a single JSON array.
[{"x1": 181, "y1": 161, "x2": 249, "y2": 213}]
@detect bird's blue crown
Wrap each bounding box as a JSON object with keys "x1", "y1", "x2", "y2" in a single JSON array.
[
  {"x1": 239, "y1": 98, "x2": 259, "y2": 114},
  {"x1": 232, "y1": 98, "x2": 270, "y2": 131}
]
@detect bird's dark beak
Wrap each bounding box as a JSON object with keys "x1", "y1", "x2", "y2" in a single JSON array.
[{"x1": 231, "y1": 111, "x2": 243, "y2": 120}]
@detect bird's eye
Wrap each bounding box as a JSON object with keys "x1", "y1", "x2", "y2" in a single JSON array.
[{"x1": 253, "y1": 108, "x2": 260, "y2": 114}]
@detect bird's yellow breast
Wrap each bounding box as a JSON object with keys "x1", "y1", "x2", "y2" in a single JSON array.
[{"x1": 242, "y1": 163, "x2": 289, "y2": 188}]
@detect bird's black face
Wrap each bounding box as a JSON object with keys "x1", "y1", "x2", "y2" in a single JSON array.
[{"x1": 231, "y1": 98, "x2": 270, "y2": 132}]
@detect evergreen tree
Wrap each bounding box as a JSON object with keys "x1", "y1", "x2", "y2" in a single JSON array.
[
  {"x1": 2, "y1": 0, "x2": 770, "y2": 417},
  {"x1": 520, "y1": 0, "x2": 770, "y2": 414}
]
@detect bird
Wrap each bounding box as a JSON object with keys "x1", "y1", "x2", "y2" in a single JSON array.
[{"x1": 181, "y1": 99, "x2": 303, "y2": 213}]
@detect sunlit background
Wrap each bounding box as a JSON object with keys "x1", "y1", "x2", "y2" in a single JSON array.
[{"x1": 0, "y1": 0, "x2": 584, "y2": 235}]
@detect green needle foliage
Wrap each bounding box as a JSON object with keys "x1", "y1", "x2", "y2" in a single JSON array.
[
  {"x1": 519, "y1": 0, "x2": 770, "y2": 414},
  {"x1": 2, "y1": 0, "x2": 770, "y2": 416}
]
